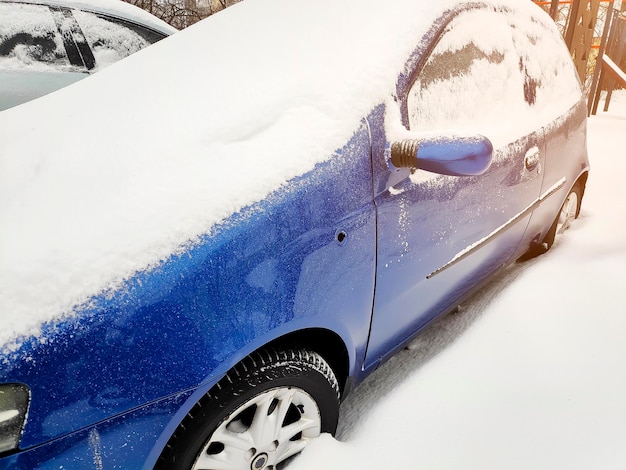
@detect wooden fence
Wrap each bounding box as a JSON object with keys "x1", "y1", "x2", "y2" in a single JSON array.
[
  {"x1": 533, "y1": 0, "x2": 625, "y2": 112},
  {"x1": 589, "y1": 9, "x2": 626, "y2": 113}
]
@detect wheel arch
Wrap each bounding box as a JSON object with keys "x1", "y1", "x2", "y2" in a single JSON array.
[
  {"x1": 518, "y1": 169, "x2": 589, "y2": 261},
  {"x1": 151, "y1": 327, "x2": 350, "y2": 468},
  {"x1": 575, "y1": 170, "x2": 589, "y2": 206},
  {"x1": 147, "y1": 327, "x2": 352, "y2": 468},
  {"x1": 564, "y1": 169, "x2": 589, "y2": 220},
  {"x1": 262, "y1": 328, "x2": 350, "y2": 397}
]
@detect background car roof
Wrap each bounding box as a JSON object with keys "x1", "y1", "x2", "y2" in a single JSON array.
[{"x1": 0, "y1": 0, "x2": 177, "y2": 35}]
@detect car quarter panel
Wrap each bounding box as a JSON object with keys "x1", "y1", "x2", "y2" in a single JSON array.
[
  {"x1": 508, "y1": 7, "x2": 590, "y2": 250},
  {"x1": 0, "y1": 121, "x2": 376, "y2": 455},
  {"x1": 522, "y1": 99, "x2": 589, "y2": 248}
]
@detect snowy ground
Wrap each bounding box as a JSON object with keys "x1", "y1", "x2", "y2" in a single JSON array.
[{"x1": 293, "y1": 91, "x2": 626, "y2": 470}]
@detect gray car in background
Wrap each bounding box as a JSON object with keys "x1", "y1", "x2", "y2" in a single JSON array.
[{"x1": 0, "y1": 0, "x2": 176, "y2": 110}]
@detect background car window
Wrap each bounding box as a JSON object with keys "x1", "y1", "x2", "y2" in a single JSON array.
[
  {"x1": 73, "y1": 11, "x2": 162, "y2": 70},
  {"x1": 0, "y1": 2, "x2": 74, "y2": 72},
  {"x1": 407, "y1": 9, "x2": 528, "y2": 148}
]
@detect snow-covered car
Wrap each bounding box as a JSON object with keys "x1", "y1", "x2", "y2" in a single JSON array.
[
  {"x1": 0, "y1": 0, "x2": 176, "y2": 110},
  {"x1": 0, "y1": 0, "x2": 589, "y2": 468}
]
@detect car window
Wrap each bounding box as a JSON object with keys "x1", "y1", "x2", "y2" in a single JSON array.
[
  {"x1": 0, "y1": 2, "x2": 75, "y2": 72},
  {"x1": 73, "y1": 10, "x2": 163, "y2": 70},
  {"x1": 407, "y1": 9, "x2": 528, "y2": 148},
  {"x1": 509, "y1": 13, "x2": 581, "y2": 118},
  {"x1": 407, "y1": 8, "x2": 582, "y2": 149}
]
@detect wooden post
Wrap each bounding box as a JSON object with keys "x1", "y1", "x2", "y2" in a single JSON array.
[
  {"x1": 550, "y1": 0, "x2": 560, "y2": 19},
  {"x1": 564, "y1": 0, "x2": 582, "y2": 49},
  {"x1": 603, "y1": 16, "x2": 626, "y2": 111},
  {"x1": 589, "y1": 5, "x2": 626, "y2": 115},
  {"x1": 565, "y1": 0, "x2": 602, "y2": 83},
  {"x1": 588, "y1": 3, "x2": 617, "y2": 114}
]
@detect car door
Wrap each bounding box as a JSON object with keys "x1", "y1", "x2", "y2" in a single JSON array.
[
  {"x1": 364, "y1": 7, "x2": 547, "y2": 369},
  {"x1": 507, "y1": 9, "x2": 588, "y2": 246}
]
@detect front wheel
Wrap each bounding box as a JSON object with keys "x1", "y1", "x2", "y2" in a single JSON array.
[{"x1": 156, "y1": 348, "x2": 340, "y2": 470}]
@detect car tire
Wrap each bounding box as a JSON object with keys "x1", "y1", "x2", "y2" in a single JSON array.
[
  {"x1": 542, "y1": 180, "x2": 583, "y2": 249},
  {"x1": 156, "y1": 348, "x2": 340, "y2": 470},
  {"x1": 520, "y1": 181, "x2": 583, "y2": 260}
]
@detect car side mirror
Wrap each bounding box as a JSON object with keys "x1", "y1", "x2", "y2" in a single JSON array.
[{"x1": 386, "y1": 134, "x2": 493, "y2": 176}]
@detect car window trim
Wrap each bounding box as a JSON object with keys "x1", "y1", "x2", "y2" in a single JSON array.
[
  {"x1": 49, "y1": 5, "x2": 93, "y2": 70},
  {"x1": 62, "y1": 8, "x2": 96, "y2": 70}
]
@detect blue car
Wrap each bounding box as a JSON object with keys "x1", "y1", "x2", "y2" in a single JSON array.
[{"x1": 0, "y1": 0, "x2": 589, "y2": 468}]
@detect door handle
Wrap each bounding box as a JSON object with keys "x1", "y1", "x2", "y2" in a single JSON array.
[{"x1": 524, "y1": 147, "x2": 540, "y2": 172}]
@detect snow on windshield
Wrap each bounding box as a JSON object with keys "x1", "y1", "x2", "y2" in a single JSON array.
[{"x1": 0, "y1": 0, "x2": 578, "y2": 352}]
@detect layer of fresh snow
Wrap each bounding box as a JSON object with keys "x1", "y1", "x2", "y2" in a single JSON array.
[
  {"x1": 0, "y1": 0, "x2": 557, "y2": 352},
  {"x1": 293, "y1": 91, "x2": 626, "y2": 470}
]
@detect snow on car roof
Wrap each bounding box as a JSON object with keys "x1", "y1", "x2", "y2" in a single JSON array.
[
  {"x1": 1, "y1": 0, "x2": 177, "y2": 35},
  {"x1": 0, "y1": 0, "x2": 556, "y2": 352}
]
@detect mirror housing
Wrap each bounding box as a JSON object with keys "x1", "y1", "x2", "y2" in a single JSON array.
[{"x1": 387, "y1": 134, "x2": 493, "y2": 176}]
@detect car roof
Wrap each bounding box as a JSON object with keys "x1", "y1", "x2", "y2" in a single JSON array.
[{"x1": 0, "y1": 0, "x2": 177, "y2": 35}]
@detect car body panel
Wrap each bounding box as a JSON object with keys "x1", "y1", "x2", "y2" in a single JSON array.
[
  {"x1": 0, "y1": 392, "x2": 192, "y2": 470},
  {"x1": 0, "y1": 0, "x2": 589, "y2": 467},
  {"x1": 365, "y1": 5, "x2": 556, "y2": 365},
  {"x1": 0, "y1": 70, "x2": 87, "y2": 109},
  {"x1": 525, "y1": 101, "x2": 589, "y2": 244},
  {"x1": 1, "y1": 121, "x2": 377, "y2": 449},
  {"x1": 367, "y1": 132, "x2": 546, "y2": 367}
]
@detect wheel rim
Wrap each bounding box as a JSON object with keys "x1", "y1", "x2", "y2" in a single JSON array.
[
  {"x1": 556, "y1": 191, "x2": 579, "y2": 235},
  {"x1": 191, "y1": 387, "x2": 321, "y2": 470}
]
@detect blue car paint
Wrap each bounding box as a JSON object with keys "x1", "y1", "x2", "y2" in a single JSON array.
[
  {"x1": 0, "y1": 98, "x2": 589, "y2": 469},
  {"x1": 415, "y1": 136, "x2": 493, "y2": 176},
  {"x1": 0, "y1": 392, "x2": 192, "y2": 470},
  {"x1": 527, "y1": 101, "x2": 589, "y2": 241},
  {"x1": 386, "y1": 135, "x2": 494, "y2": 176},
  {"x1": 364, "y1": 101, "x2": 545, "y2": 367},
  {"x1": 1, "y1": 119, "x2": 378, "y2": 465},
  {"x1": 0, "y1": 8, "x2": 591, "y2": 470}
]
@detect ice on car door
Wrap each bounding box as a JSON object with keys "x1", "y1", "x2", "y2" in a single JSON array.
[{"x1": 365, "y1": 8, "x2": 546, "y2": 367}]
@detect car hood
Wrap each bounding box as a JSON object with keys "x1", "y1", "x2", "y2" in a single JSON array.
[{"x1": 0, "y1": 0, "x2": 544, "y2": 353}]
